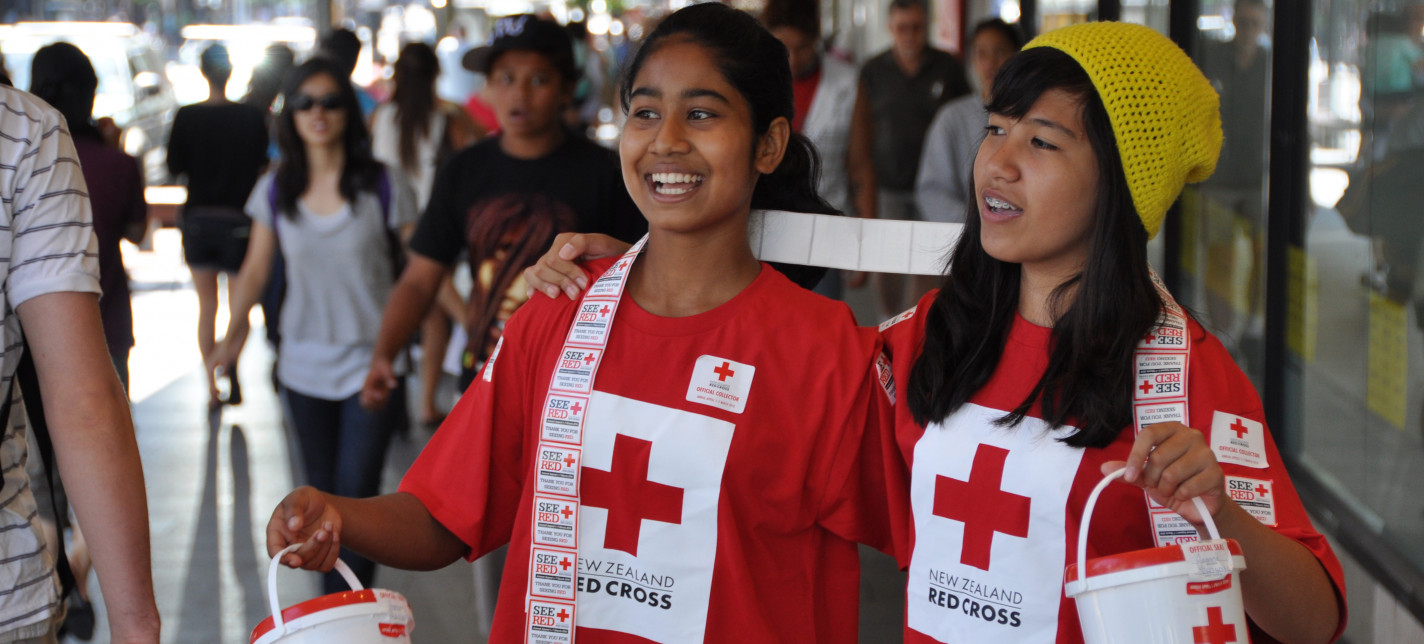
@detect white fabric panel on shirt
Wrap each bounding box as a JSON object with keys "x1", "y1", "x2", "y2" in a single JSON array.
[
  {"x1": 748, "y1": 210, "x2": 962, "y2": 274},
  {"x1": 573, "y1": 392, "x2": 733, "y2": 644},
  {"x1": 907, "y1": 404, "x2": 1084, "y2": 642}
]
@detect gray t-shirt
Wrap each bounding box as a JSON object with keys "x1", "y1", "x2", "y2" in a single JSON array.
[
  {"x1": 245, "y1": 171, "x2": 417, "y2": 399},
  {"x1": 916, "y1": 94, "x2": 988, "y2": 223}
]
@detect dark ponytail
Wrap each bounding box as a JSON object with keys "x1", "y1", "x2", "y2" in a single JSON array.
[{"x1": 620, "y1": 3, "x2": 837, "y2": 287}]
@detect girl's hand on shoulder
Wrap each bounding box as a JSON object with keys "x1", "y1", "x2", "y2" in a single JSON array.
[
  {"x1": 523, "y1": 233, "x2": 631, "y2": 300},
  {"x1": 1102, "y1": 421, "x2": 1226, "y2": 526},
  {"x1": 267, "y1": 486, "x2": 344, "y2": 572}
]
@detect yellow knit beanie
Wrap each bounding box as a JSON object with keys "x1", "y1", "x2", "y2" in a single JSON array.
[{"x1": 1024, "y1": 22, "x2": 1222, "y2": 238}]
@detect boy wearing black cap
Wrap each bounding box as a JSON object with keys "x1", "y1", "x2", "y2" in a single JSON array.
[{"x1": 361, "y1": 15, "x2": 644, "y2": 408}]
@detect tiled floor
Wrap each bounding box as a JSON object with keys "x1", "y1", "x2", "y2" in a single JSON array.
[{"x1": 68, "y1": 230, "x2": 905, "y2": 643}]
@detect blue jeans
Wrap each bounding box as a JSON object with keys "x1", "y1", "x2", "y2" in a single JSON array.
[{"x1": 282, "y1": 385, "x2": 405, "y2": 594}]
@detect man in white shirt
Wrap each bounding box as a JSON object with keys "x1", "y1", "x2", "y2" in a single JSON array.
[{"x1": 761, "y1": 0, "x2": 861, "y2": 298}]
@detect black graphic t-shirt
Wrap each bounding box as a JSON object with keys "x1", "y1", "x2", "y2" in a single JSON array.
[{"x1": 409, "y1": 134, "x2": 645, "y2": 265}]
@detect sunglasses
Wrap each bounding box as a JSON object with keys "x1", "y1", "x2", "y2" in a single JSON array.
[{"x1": 290, "y1": 93, "x2": 343, "y2": 112}]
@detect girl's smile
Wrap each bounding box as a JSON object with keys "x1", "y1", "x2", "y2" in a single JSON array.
[{"x1": 649, "y1": 171, "x2": 705, "y2": 197}]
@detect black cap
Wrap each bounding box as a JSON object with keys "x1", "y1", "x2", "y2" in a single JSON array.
[{"x1": 462, "y1": 15, "x2": 575, "y2": 79}]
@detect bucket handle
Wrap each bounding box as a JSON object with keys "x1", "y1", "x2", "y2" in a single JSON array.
[
  {"x1": 267, "y1": 543, "x2": 365, "y2": 634},
  {"x1": 1076, "y1": 467, "x2": 1219, "y2": 580}
]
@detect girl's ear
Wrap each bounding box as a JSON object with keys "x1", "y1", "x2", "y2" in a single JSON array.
[{"x1": 754, "y1": 116, "x2": 791, "y2": 175}]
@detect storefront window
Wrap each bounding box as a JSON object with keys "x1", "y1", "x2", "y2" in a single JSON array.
[
  {"x1": 1178, "y1": 0, "x2": 1274, "y2": 390},
  {"x1": 1293, "y1": 0, "x2": 1424, "y2": 576},
  {"x1": 1037, "y1": 0, "x2": 1096, "y2": 31},
  {"x1": 1121, "y1": 0, "x2": 1172, "y2": 33}
]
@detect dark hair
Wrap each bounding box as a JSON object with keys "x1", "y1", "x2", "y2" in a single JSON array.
[
  {"x1": 619, "y1": 2, "x2": 837, "y2": 287},
  {"x1": 972, "y1": 18, "x2": 1025, "y2": 51},
  {"x1": 888, "y1": 0, "x2": 927, "y2": 14},
  {"x1": 761, "y1": 0, "x2": 820, "y2": 39},
  {"x1": 391, "y1": 42, "x2": 440, "y2": 173},
  {"x1": 244, "y1": 43, "x2": 295, "y2": 111},
  {"x1": 273, "y1": 57, "x2": 382, "y2": 218},
  {"x1": 466, "y1": 194, "x2": 577, "y2": 363},
  {"x1": 200, "y1": 43, "x2": 233, "y2": 85},
  {"x1": 565, "y1": 20, "x2": 589, "y2": 41},
  {"x1": 28, "y1": 42, "x2": 101, "y2": 142},
  {"x1": 906, "y1": 47, "x2": 1161, "y2": 448},
  {"x1": 319, "y1": 28, "x2": 361, "y2": 76}
]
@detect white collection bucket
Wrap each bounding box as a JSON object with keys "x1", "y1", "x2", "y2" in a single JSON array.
[
  {"x1": 1064, "y1": 468, "x2": 1248, "y2": 644},
  {"x1": 250, "y1": 544, "x2": 415, "y2": 644}
]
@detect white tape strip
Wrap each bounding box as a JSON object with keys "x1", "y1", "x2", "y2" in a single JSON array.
[{"x1": 748, "y1": 210, "x2": 963, "y2": 276}]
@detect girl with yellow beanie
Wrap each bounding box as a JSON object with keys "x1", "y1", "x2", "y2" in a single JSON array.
[
  {"x1": 522, "y1": 19, "x2": 1347, "y2": 644},
  {"x1": 881, "y1": 21, "x2": 1345, "y2": 643}
]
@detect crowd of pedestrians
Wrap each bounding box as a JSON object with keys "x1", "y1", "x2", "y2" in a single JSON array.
[{"x1": 0, "y1": 2, "x2": 1356, "y2": 643}]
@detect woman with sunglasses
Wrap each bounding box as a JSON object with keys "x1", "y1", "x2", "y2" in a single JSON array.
[{"x1": 212, "y1": 56, "x2": 419, "y2": 594}]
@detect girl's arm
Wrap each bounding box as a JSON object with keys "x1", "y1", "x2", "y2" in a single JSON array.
[
  {"x1": 209, "y1": 222, "x2": 276, "y2": 369},
  {"x1": 1107, "y1": 423, "x2": 1341, "y2": 644},
  {"x1": 522, "y1": 232, "x2": 631, "y2": 300},
  {"x1": 268, "y1": 487, "x2": 468, "y2": 572}
]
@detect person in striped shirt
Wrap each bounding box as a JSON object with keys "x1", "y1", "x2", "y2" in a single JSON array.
[{"x1": 0, "y1": 83, "x2": 159, "y2": 643}]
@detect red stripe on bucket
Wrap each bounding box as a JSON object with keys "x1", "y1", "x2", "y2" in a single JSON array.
[
  {"x1": 1064, "y1": 539, "x2": 1241, "y2": 583},
  {"x1": 250, "y1": 589, "x2": 379, "y2": 642}
]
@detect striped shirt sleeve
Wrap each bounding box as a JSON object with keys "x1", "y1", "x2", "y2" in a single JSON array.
[{"x1": 4, "y1": 99, "x2": 101, "y2": 309}]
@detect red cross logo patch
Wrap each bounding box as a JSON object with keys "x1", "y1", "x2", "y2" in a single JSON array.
[
  {"x1": 582, "y1": 434, "x2": 685, "y2": 557},
  {"x1": 686, "y1": 355, "x2": 756, "y2": 414},
  {"x1": 1209, "y1": 412, "x2": 1267, "y2": 469},
  {"x1": 932, "y1": 444, "x2": 1031, "y2": 571}
]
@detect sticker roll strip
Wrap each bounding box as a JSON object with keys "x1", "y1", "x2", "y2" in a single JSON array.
[
  {"x1": 524, "y1": 236, "x2": 648, "y2": 644},
  {"x1": 748, "y1": 210, "x2": 963, "y2": 275},
  {"x1": 1132, "y1": 271, "x2": 1195, "y2": 547}
]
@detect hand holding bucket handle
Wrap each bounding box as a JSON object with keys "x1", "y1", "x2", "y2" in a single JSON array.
[
  {"x1": 1077, "y1": 467, "x2": 1219, "y2": 577},
  {"x1": 267, "y1": 544, "x2": 365, "y2": 634}
]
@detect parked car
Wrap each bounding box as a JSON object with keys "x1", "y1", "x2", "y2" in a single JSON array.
[{"x1": 0, "y1": 21, "x2": 177, "y2": 185}]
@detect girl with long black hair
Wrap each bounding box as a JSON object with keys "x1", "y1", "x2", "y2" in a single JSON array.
[
  {"x1": 883, "y1": 23, "x2": 1345, "y2": 644},
  {"x1": 261, "y1": 5, "x2": 893, "y2": 642},
  {"x1": 370, "y1": 41, "x2": 482, "y2": 429},
  {"x1": 212, "y1": 56, "x2": 418, "y2": 594}
]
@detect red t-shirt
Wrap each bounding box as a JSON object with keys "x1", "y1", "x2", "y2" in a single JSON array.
[
  {"x1": 879, "y1": 291, "x2": 1347, "y2": 644},
  {"x1": 791, "y1": 67, "x2": 822, "y2": 133},
  {"x1": 401, "y1": 258, "x2": 894, "y2": 643}
]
